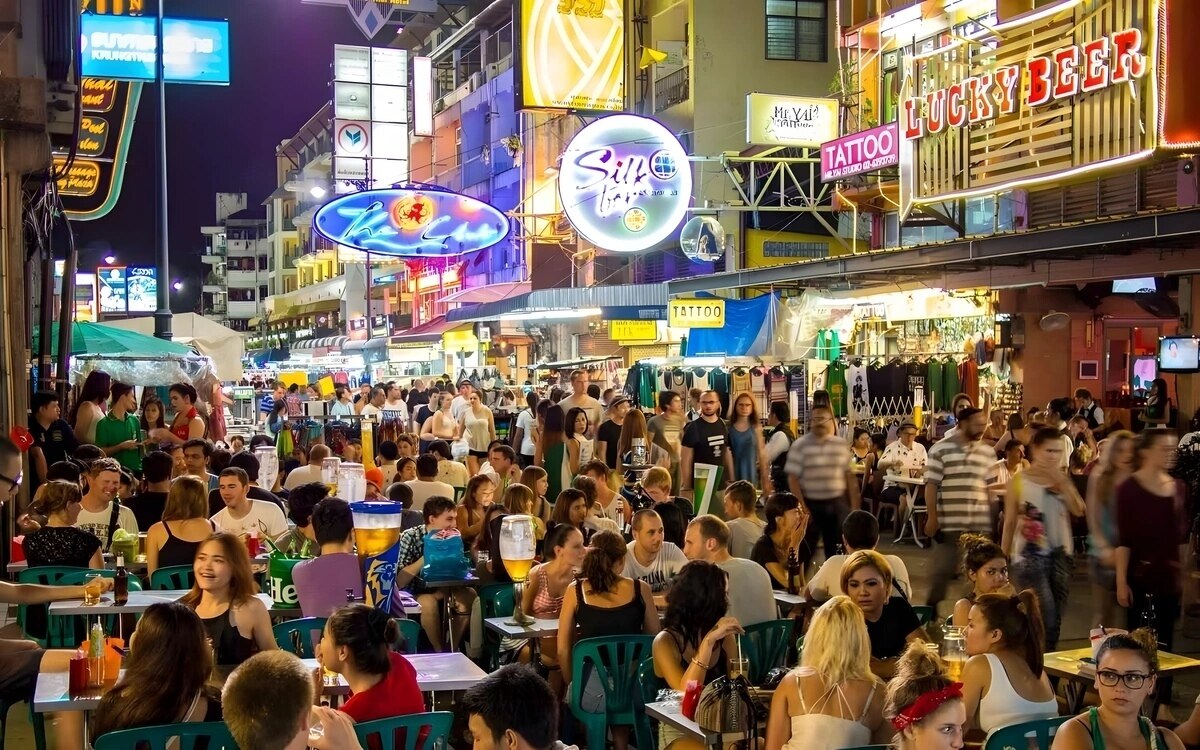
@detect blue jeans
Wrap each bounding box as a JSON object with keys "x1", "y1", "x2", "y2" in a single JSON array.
[{"x1": 1012, "y1": 548, "x2": 1073, "y2": 651}]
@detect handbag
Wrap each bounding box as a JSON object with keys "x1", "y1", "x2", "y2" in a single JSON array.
[{"x1": 694, "y1": 674, "x2": 758, "y2": 745}]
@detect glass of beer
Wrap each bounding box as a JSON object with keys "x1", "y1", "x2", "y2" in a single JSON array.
[
  {"x1": 350, "y1": 501, "x2": 404, "y2": 608},
  {"x1": 499, "y1": 515, "x2": 536, "y2": 625},
  {"x1": 83, "y1": 573, "x2": 104, "y2": 606},
  {"x1": 321, "y1": 456, "x2": 342, "y2": 497},
  {"x1": 941, "y1": 625, "x2": 967, "y2": 682}
]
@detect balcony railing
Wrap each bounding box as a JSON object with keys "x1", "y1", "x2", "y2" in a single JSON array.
[{"x1": 655, "y1": 68, "x2": 689, "y2": 113}]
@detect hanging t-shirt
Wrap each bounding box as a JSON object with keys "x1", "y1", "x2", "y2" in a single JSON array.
[
  {"x1": 691, "y1": 370, "x2": 712, "y2": 392},
  {"x1": 942, "y1": 359, "x2": 961, "y2": 410},
  {"x1": 731, "y1": 370, "x2": 752, "y2": 396},
  {"x1": 787, "y1": 366, "x2": 809, "y2": 429},
  {"x1": 958, "y1": 359, "x2": 980, "y2": 408},
  {"x1": 847, "y1": 364, "x2": 871, "y2": 421},
  {"x1": 826, "y1": 362, "x2": 848, "y2": 418},
  {"x1": 927, "y1": 360, "x2": 944, "y2": 411},
  {"x1": 906, "y1": 361, "x2": 926, "y2": 401}
]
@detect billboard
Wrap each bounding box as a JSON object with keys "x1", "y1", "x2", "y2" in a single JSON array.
[
  {"x1": 126, "y1": 266, "x2": 158, "y2": 313},
  {"x1": 746, "y1": 94, "x2": 839, "y2": 148},
  {"x1": 80, "y1": 16, "x2": 231, "y2": 85},
  {"x1": 97, "y1": 266, "x2": 128, "y2": 314},
  {"x1": 518, "y1": 0, "x2": 624, "y2": 111},
  {"x1": 820, "y1": 122, "x2": 899, "y2": 182},
  {"x1": 54, "y1": 78, "x2": 142, "y2": 221}
]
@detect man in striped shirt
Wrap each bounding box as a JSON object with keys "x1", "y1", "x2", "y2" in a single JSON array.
[
  {"x1": 923, "y1": 406, "x2": 993, "y2": 610},
  {"x1": 786, "y1": 405, "x2": 860, "y2": 563}
]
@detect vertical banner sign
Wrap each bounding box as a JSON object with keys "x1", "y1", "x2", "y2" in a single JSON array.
[
  {"x1": 97, "y1": 266, "x2": 128, "y2": 315},
  {"x1": 518, "y1": 0, "x2": 625, "y2": 111},
  {"x1": 412, "y1": 56, "x2": 434, "y2": 137},
  {"x1": 333, "y1": 44, "x2": 410, "y2": 193}
]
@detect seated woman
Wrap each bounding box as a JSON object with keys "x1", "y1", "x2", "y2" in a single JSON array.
[
  {"x1": 654, "y1": 561, "x2": 743, "y2": 750},
  {"x1": 180, "y1": 532, "x2": 277, "y2": 668},
  {"x1": 146, "y1": 475, "x2": 217, "y2": 575},
  {"x1": 315, "y1": 604, "x2": 425, "y2": 723},
  {"x1": 766, "y1": 596, "x2": 891, "y2": 750},
  {"x1": 1052, "y1": 629, "x2": 1185, "y2": 750},
  {"x1": 91, "y1": 602, "x2": 221, "y2": 742},
  {"x1": 558, "y1": 530, "x2": 660, "y2": 750},
  {"x1": 579, "y1": 460, "x2": 630, "y2": 529},
  {"x1": 884, "y1": 643, "x2": 967, "y2": 750},
  {"x1": 521, "y1": 524, "x2": 587, "y2": 698},
  {"x1": 751, "y1": 492, "x2": 809, "y2": 591},
  {"x1": 952, "y1": 534, "x2": 1013, "y2": 628},
  {"x1": 960, "y1": 590, "x2": 1057, "y2": 732},
  {"x1": 840, "y1": 550, "x2": 926, "y2": 679},
  {"x1": 548, "y1": 488, "x2": 590, "y2": 540},
  {"x1": 519, "y1": 466, "x2": 553, "y2": 522},
  {"x1": 22, "y1": 480, "x2": 102, "y2": 569},
  {"x1": 456, "y1": 475, "x2": 495, "y2": 549}
]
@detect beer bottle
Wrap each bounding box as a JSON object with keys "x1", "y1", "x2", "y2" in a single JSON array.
[
  {"x1": 113, "y1": 555, "x2": 129, "y2": 606},
  {"x1": 786, "y1": 548, "x2": 800, "y2": 595}
]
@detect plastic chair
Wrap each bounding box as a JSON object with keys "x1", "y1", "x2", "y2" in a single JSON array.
[
  {"x1": 92, "y1": 720, "x2": 236, "y2": 749},
  {"x1": 0, "y1": 695, "x2": 47, "y2": 750},
  {"x1": 912, "y1": 605, "x2": 935, "y2": 627},
  {"x1": 479, "y1": 582, "x2": 515, "y2": 670},
  {"x1": 569, "y1": 635, "x2": 656, "y2": 750},
  {"x1": 273, "y1": 617, "x2": 327, "y2": 658},
  {"x1": 16, "y1": 567, "x2": 89, "y2": 647},
  {"x1": 740, "y1": 619, "x2": 793, "y2": 685},
  {"x1": 397, "y1": 617, "x2": 422, "y2": 654},
  {"x1": 353, "y1": 711, "x2": 453, "y2": 750},
  {"x1": 634, "y1": 657, "x2": 666, "y2": 750},
  {"x1": 149, "y1": 565, "x2": 195, "y2": 591},
  {"x1": 982, "y1": 716, "x2": 1069, "y2": 750}
]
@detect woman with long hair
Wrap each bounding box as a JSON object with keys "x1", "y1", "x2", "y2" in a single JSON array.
[
  {"x1": 396, "y1": 456, "x2": 417, "y2": 482},
  {"x1": 883, "y1": 643, "x2": 967, "y2": 750},
  {"x1": 146, "y1": 475, "x2": 218, "y2": 575},
  {"x1": 549, "y1": 487, "x2": 589, "y2": 538},
  {"x1": 71, "y1": 370, "x2": 111, "y2": 444},
  {"x1": 615, "y1": 408, "x2": 671, "y2": 475},
  {"x1": 840, "y1": 550, "x2": 926, "y2": 679},
  {"x1": 316, "y1": 604, "x2": 425, "y2": 723},
  {"x1": 1002, "y1": 426, "x2": 1086, "y2": 650},
  {"x1": 1053, "y1": 629, "x2": 1185, "y2": 750},
  {"x1": 850, "y1": 427, "x2": 876, "y2": 499},
  {"x1": 521, "y1": 524, "x2": 587, "y2": 698},
  {"x1": 536, "y1": 404, "x2": 572, "y2": 505},
  {"x1": 263, "y1": 399, "x2": 288, "y2": 440},
  {"x1": 140, "y1": 399, "x2": 166, "y2": 448},
  {"x1": 951, "y1": 534, "x2": 1012, "y2": 628},
  {"x1": 22, "y1": 480, "x2": 102, "y2": 569},
  {"x1": 994, "y1": 413, "x2": 1033, "y2": 457},
  {"x1": 91, "y1": 602, "x2": 221, "y2": 742},
  {"x1": 959, "y1": 591, "x2": 1057, "y2": 732},
  {"x1": 750, "y1": 492, "x2": 810, "y2": 590},
  {"x1": 1141, "y1": 377, "x2": 1171, "y2": 427},
  {"x1": 420, "y1": 392, "x2": 460, "y2": 452},
  {"x1": 565, "y1": 406, "x2": 593, "y2": 474},
  {"x1": 558, "y1": 530, "x2": 659, "y2": 750},
  {"x1": 1086, "y1": 429, "x2": 1134, "y2": 630},
  {"x1": 151, "y1": 383, "x2": 206, "y2": 445},
  {"x1": 456, "y1": 474, "x2": 495, "y2": 548},
  {"x1": 459, "y1": 389, "x2": 496, "y2": 475},
  {"x1": 729, "y1": 392, "x2": 771, "y2": 491},
  {"x1": 766, "y1": 596, "x2": 890, "y2": 750},
  {"x1": 519, "y1": 465, "x2": 552, "y2": 522},
  {"x1": 512, "y1": 391, "x2": 539, "y2": 468},
  {"x1": 180, "y1": 533, "x2": 276, "y2": 667}
]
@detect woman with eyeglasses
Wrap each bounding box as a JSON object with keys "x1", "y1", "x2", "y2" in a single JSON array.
[{"x1": 1051, "y1": 629, "x2": 1184, "y2": 750}]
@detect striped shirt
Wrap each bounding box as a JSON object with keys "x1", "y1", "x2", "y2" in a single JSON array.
[
  {"x1": 784, "y1": 433, "x2": 850, "y2": 501},
  {"x1": 924, "y1": 436, "x2": 993, "y2": 533},
  {"x1": 259, "y1": 393, "x2": 275, "y2": 414}
]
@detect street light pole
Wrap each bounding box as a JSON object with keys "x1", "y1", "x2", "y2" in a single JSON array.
[{"x1": 153, "y1": 0, "x2": 172, "y2": 340}]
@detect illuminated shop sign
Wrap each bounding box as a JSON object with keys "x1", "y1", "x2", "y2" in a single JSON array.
[
  {"x1": 126, "y1": 265, "x2": 157, "y2": 313},
  {"x1": 668, "y1": 299, "x2": 724, "y2": 328},
  {"x1": 746, "y1": 94, "x2": 838, "y2": 148},
  {"x1": 903, "y1": 28, "x2": 1146, "y2": 140},
  {"x1": 518, "y1": 0, "x2": 624, "y2": 111},
  {"x1": 820, "y1": 122, "x2": 899, "y2": 181},
  {"x1": 97, "y1": 265, "x2": 127, "y2": 314},
  {"x1": 79, "y1": 15, "x2": 231, "y2": 85},
  {"x1": 313, "y1": 187, "x2": 511, "y2": 258},
  {"x1": 558, "y1": 114, "x2": 691, "y2": 253}
]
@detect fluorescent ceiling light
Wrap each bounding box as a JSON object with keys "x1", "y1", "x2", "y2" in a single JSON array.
[{"x1": 499, "y1": 308, "x2": 601, "y2": 322}]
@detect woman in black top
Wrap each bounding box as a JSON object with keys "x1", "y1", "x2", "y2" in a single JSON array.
[
  {"x1": 23, "y1": 480, "x2": 102, "y2": 569},
  {"x1": 653, "y1": 561, "x2": 741, "y2": 689},
  {"x1": 750, "y1": 492, "x2": 809, "y2": 591},
  {"x1": 840, "y1": 550, "x2": 926, "y2": 680}
]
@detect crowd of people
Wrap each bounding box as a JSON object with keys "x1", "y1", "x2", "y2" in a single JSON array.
[{"x1": 4, "y1": 368, "x2": 1200, "y2": 750}]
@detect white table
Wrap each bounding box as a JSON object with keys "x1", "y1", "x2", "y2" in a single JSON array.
[
  {"x1": 484, "y1": 616, "x2": 560, "y2": 639},
  {"x1": 773, "y1": 592, "x2": 804, "y2": 608},
  {"x1": 644, "y1": 700, "x2": 728, "y2": 748},
  {"x1": 890, "y1": 475, "x2": 928, "y2": 548},
  {"x1": 45, "y1": 590, "x2": 315, "y2": 619}
]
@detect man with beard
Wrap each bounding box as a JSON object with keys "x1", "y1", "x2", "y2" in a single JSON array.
[
  {"x1": 923, "y1": 406, "x2": 994, "y2": 611},
  {"x1": 679, "y1": 390, "x2": 736, "y2": 500}
]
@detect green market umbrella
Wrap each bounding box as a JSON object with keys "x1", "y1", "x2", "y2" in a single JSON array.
[{"x1": 33, "y1": 322, "x2": 194, "y2": 358}]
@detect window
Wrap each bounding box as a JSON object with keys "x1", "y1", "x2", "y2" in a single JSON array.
[{"x1": 766, "y1": 0, "x2": 827, "y2": 62}]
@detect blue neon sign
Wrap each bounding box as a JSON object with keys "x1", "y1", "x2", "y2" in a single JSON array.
[
  {"x1": 314, "y1": 187, "x2": 511, "y2": 258},
  {"x1": 80, "y1": 15, "x2": 231, "y2": 85}
]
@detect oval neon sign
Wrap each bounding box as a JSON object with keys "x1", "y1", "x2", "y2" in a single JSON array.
[{"x1": 313, "y1": 187, "x2": 511, "y2": 258}]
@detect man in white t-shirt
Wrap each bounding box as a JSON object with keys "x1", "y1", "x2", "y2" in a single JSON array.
[
  {"x1": 76, "y1": 457, "x2": 139, "y2": 549},
  {"x1": 683, "y1": 514, "x2": 775, "y2": 627},
  {"x1": 621, "y1": 509, "x2": 686, "y2": 594},
  {"x1": 211, "y1": 467, "x2": 289, "y2": 539},
  {"x1": 557, "y1": 369, "x2": 603, "y2": 439},
  {"x1": 450, "y1": 382, "x2": 473, "y2": 421},
  {"x1": 359, "y1": 387, "x2": 386, "y2": 420},
  {"x1": 284, "y1": 444, "x2": 330, "y2": 491},
  {"x1": 806, "y1": 510, "x2": 912, "y2": 602},
  {"x1": 404, "y1": 455, "x2": 455, "y2": 513},
  {"x1": 722, "y1": 481, "x2": 765, "y2": 559}
]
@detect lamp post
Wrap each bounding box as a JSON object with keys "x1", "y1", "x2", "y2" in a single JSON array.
[{"x1": 153, "y1": 0, "x2": 172, "y2": 340}]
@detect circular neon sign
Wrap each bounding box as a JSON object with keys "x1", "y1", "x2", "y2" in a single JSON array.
[{"x1": 558, "y1": 114, "x2": 692, "y2": 253}]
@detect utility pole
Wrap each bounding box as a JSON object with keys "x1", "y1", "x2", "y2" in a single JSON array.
[{"x1": 152, "y1": 0, "x2": 172, "y2": 339}]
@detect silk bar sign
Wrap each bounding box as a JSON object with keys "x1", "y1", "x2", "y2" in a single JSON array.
[{"x1": 903, "y1": 28, "x2": 1147, "y2": 140}]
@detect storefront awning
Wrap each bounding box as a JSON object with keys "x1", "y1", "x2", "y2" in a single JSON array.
[
  {"x1": 529, "y1": 355, "x2": 623, "y2": 370},
  {"x1": 437, "y1": 280, "x2": 531, "y2": 306},
  {"x1": 446, "y1": 284, "x2": 668, "y2": 323},
  {"x1": 292, "y1": 335, "x2": 349, "y2": 351},
  {"x1": 247, "y1": 317, "x2": 262, "y2": 328},
  {"x1": 268, "y1": 307, "x2": 294, "y2": 323},
  {"x1": 245, "y1": 348, "x2": 290, "y2": 366},
  {"x1": 293, "y1": 300, "x2": 340, "y2": 317},
  {"x1": 391, "y1": 315, "x2": 458, "y2": 345}
]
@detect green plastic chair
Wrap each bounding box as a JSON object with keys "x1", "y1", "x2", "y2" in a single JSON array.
[
  {"x1": 569, "y1": 635, "x2": 656, "y2": 750},
  {"x1": 92, "y1": 720, "x2": 236, "y2": 749},
  {"x1": 149, "y1": 565, "x2": 195, "y2": 591},
  {"x1": 397, "y1": 617, "x2": 422, "y2": 654},
  {"x1": 740, "y1": 619, "x2": 793, "y2": 685},
  {"x1": 634, "y1": 657, "x2": 666, "y2": 750},
  {"x1": 982, "y1": 716, "x2": 1069, "y2": 750},
  {"x1": 353, "y1": 711, "x2": 453, "y2": 750},
  {"x1": 273, "y1": 617, "x2": 328, "y2": 658},
  {"x1": 479, "y1": 582, "x2": 515, "y2": 670},
  {"x1": 912, "y1": 605, "x2": 935, "y2": 627},
  {"x1": 16, "y1": 567, "x2": 90, "y2": 647}
]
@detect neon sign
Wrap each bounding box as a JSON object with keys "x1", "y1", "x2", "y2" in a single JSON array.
[
  {"x1": 558, "y1": 114, "x2": 691, "y2": 253},
  {"x1": 904, "y1": 28, "x2": 1146, "y2": 140},
  {"x1": 313, "y1": 187, "x2": 510, "y2": 258}
]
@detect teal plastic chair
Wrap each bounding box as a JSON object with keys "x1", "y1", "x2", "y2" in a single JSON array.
[
  {"x1": 982, "y1": 716, "x2": 1069, "y2": 750},
  {"x1": 397, "y1": 618, "x2": 422, "y2": 654},
  {"x1": 569, "y1": 635, "x2": 656, "y2": 750},
  {"x1": 740, "y1": 619, "x2": 793, "y2": 685},
  {"x1": 479, "y1": 582, "x2": 515, "y2": 670},
  {"x1": 16, "y1": 567, "x2": 89, "y2": 647},
  {"x1": 634, "y1": 657, "x2": 666, "y2": 750},
  {"x1": 93, "y1": 721, "x2": 236, "y2": 749},
  {"x1": 273, "y1": 617, "x2": 328, "y2": 658},
  {"x1": 353, "y1": 711, "x2": 453, "y2": 750},
  {"x1": 149, "y1": 565, "x2": 195, "y2": 591},
  {"x1": 912, "y1": 605, "x2": 935, "y2": 627}
]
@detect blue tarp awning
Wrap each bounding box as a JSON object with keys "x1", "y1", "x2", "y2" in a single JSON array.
[{"x1": 681, "y1": 293, "x2": 778, "y2": 357}]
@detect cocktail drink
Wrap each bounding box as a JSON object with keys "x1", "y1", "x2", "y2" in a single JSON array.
[
  {"x1": 350, "y1": 501, "x2": 404, "y2": 608},
  {"x1": 499, "y1": 515, "x2": 536, "y2": 625}
]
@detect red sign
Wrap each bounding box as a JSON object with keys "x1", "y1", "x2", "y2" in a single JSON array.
[{"x1": 904, "y1": 28, "x2": 1147, "y2": 140}]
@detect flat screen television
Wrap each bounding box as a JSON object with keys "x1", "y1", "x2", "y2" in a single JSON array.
[
  {"x1": 1112, "y1": 277, "x2": 1157, "y2": 294},
  {"x1": 1158, "y1": 335, "x2": 1200, "y2": 373}
]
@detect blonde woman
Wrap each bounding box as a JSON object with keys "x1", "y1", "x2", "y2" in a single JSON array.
[
  {"x1": 146, "y1": 476, "x2": 218, "y2": 575},
  {"x1": 766, "y1": 596, "x2": 890, "y2": 750},
  {"x1": 728, "y1": 392, "x2": 771, "y2": 492}
]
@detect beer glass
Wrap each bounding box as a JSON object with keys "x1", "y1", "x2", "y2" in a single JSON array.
[
  {"x1": 83, "y1": 573, "x2": 104, "y2": 606},
  {"x1": 499, "y1": 515, "x2": 536, "y2": 625},
  {"x1": 351, "y1": 500, "x2": 404, "y2": 608},
  {"x1": 941, "y1": 625, "x2": 967, "y2": 682},
  {"x1": 322, "y1": 457, "x2": 342, "y2": 497}
]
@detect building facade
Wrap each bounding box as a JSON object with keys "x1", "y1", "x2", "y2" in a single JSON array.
[{"x1": 200, "y1": 193, "x2": 271, "y2": 332}]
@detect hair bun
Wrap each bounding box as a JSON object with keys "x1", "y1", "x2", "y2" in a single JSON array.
[
  {"x1": 1128, "y1": 627, "x2": 1160, "y2": 663},
  {"x1": 895, "y1": 641, "x2": 946, "y2": 681}
]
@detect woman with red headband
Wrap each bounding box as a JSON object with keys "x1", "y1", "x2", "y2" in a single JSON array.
[{"x1": 884, "y1": 643, "x2": 966, "y2": 750}]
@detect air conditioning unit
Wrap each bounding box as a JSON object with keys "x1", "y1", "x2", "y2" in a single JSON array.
[
  {"x1": 485, "y1": 62, "x2": 503, "y2": 80},
  {"x1": 469, "y1": 71, "x2": 484, "y2": 91}
]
